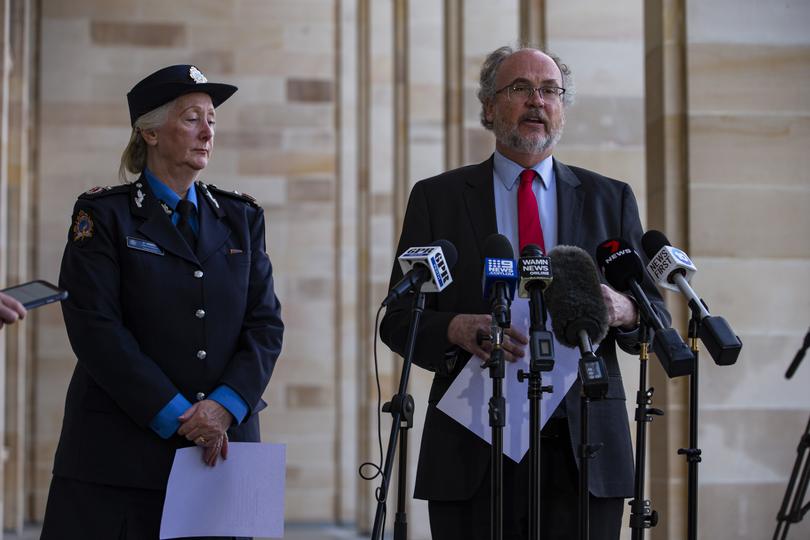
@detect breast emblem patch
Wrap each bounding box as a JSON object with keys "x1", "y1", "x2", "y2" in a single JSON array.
[{"x1": 72, "y1": 210, "x2": 94, "y2": 242}]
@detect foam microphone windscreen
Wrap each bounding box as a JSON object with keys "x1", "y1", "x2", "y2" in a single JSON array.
[
  {"x1": 641, "y1": 229, "x2": 671, "y2": 261},
  {"x1": 595, "y1": 238, "x2": 645, "y2": 292},
  {"x1": 521, "y1": 243, "x2": 543, "y2": 258},
  {"x1": 483, "y1": 233, "x2": 515, "y2": 260},
  {"x1": 433, "y1": 239, "x2": 459, "y2": 271},
  {"x1": 545, "y1": 245, "x2": 609, "y2": 348}
]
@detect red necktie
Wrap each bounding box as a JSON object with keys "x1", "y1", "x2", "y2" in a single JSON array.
[{"x1": 518, "y1": 169, "x2": 545, "y2": 253}]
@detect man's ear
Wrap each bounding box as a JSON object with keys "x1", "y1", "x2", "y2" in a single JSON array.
[
  {"x1": 140, "y1": 128, "x2": 158, "y2": 147},
  {"x1": 483, "y1": 100, "x2": 495, "y2": 125}
]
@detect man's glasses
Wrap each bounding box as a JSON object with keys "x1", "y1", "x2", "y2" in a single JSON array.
[{"x1": 495, "y1": 83, "x2": 566, "y2": 103}]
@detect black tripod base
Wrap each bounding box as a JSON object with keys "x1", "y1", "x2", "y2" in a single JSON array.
[{"x1": 628, "y1": 499, "x2": 659, "y2": 529}]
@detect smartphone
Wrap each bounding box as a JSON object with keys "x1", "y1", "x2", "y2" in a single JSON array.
[{"x1": 2, "y1": 280, "x2": 68, "y2": 309}]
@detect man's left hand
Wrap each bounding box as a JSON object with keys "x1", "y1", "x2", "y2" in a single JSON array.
[{"x1": 601, "y1": 284, "x2": 638, "y2": 329}]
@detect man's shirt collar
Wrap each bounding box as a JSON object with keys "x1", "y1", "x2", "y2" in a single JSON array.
[{"x1": 493, "y1": 150, "x2": 554, "y2": 190}]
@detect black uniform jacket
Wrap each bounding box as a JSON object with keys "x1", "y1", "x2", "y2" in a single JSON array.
[
  {"x1": 380, "y1": 156, "x2": 669, "y2": 501},
  {"x1": 54, "y1": 176, "x2": 284, "y2": 490}
]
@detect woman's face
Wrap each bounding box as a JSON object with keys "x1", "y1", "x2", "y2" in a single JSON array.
[{"x1": 147, "y1": 92, "x2": 216, "y2": 173}]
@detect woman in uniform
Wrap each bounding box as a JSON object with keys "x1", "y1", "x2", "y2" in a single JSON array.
[{"x1": 41, "y1": 65, "x2": 284, "y2": 539}]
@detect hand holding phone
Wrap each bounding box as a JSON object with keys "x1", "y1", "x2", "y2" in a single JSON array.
[
  {"x1": 1, "y1": 280, "x2": 68, "y2": 310},
  {"x1": 0, "y1": 291, "x2": 26, "y2": 328}
]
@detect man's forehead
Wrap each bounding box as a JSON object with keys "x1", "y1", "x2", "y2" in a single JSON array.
[{"x1": 496, "y1": 50, "x2": 562, "y2": 85}]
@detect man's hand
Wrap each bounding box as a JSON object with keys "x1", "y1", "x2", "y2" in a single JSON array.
[
  {"x1": 178, "y1": 399, "x2": 233, "y2": 450},
  {"x1": 0, "y1": 292, "x2": 26, "y2": 330},
  {"x1": 447, "y1": 313, "x2": 528, "y2": 362},
  {"x1": 601, "y1": 284, "x2": 638, "y2": 329}
]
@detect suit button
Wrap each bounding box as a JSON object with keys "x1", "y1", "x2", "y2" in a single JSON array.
[
  {"x1": 193, "y1": 270, "x2": 204, "y2": 278},
  {"x1": 196, "y1": 350, "x2": 207, "y2": 360},
  {"x1": 195, "y1": 309, "x2": 206, "y2": 319},
  {"x1": 196, "y1": 392, "x2": 206, "y2": 401}
]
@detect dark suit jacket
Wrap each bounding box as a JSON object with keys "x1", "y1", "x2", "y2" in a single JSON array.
[
  {"x1": 54, "y1": 177, "x2": 284, "y2": 490},
  {"x1": 380, "y1": 156, "x2": 669, "y2": 501}
]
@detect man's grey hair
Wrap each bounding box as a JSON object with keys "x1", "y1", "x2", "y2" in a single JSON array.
[{"x1": 477, "y1": 45, "x2": 575, "y2": 130}]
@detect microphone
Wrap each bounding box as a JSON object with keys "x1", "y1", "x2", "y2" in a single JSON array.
[
  {"x1": 519, "y1": 244, "x2": 555, "y2": 372},
  {"x1": 382, "y1": 239, "x2": 457, "y2": 307},
  {"x1": 642, "y1": 230, "x2": 742, "y2": 366},
  {"x1": 518, "y1": 244, "x2": 552, "y2": 298},
  {"x1": 481, "y1": 233, "x2": 517, "y2": 328},
  {"x1": 596, "y1": 238, "x2": 695, "y2": 378},
  {"x1": 544, "y1": 245, "x2": 609, "y2": 397}
]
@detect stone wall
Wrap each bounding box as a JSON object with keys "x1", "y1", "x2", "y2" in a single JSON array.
[{"x1": 0, "y1": 1, "x2": 802, "y2": 539}]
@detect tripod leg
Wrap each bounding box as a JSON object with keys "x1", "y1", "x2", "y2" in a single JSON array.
[{"x1": 773, "y1": 417, "x2": 810, "y2": 540}]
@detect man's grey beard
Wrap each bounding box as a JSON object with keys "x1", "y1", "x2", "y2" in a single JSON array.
[{"x1": 493, "y1": 114, "x2": 564, "y2": 156}]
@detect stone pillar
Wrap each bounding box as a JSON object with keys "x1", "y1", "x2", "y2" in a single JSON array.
[{"x1": 644, "y1": 1, "x2": 690, "y2": 537}]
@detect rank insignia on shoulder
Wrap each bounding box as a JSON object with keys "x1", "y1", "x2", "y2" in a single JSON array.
[
  {"x1": 72, "y1": 210, "x2": 94, "y2": 242},
  {"x1": 79, "y1": 184, "x2": 128, "y2": 200},
  {"x1": 204, "y1": 182, "x2": 259, "y2": 208}
]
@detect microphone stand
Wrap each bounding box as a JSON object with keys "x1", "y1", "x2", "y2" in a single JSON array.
[
  {"x1": 517, "y1": 285, "x2": 555, "y2": 540},
  {"x1": 371, "y1": 292, "x2": 424, "y2": 540},
  {"x1": 481, "y1": 284, "x2": 510, "y2": 540},
  {"x1": 678, "y1": 300, "x2": 705, "y2": 540},
  {"x1": 774, "y1": 328, "x2": 810, "y2": 540},
  {"x1": 628, "y1": 321, "x2": 662, "y2": 539},
  {"x1": 577, "y1": 332, "x2": 608, "y2": 540}
]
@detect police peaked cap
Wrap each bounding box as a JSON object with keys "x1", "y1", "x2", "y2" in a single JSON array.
[{"x1": 126, "y1": 65, "x2": 237, "y2": 126}]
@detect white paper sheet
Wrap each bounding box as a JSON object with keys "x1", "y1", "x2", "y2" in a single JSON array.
[
  {"x1": 437, "y1": 298, "x2": 580, "y2": 463},
  {"x1": 160, "y1": 442, "x2": 285, "y2": 539}
]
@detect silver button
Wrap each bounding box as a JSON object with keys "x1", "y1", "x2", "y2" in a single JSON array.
[
  {"x1": 193, "y1": 270, "x2": 204, "y2": 278},
  {"x1": 195, "y1": 309, "x2": 206, "y2": 319},
  {"x1": 196, "y1": 392, "x2": 206, "y2": 401},
  {"x1": 196, "y1": 350, "x2": 207, "y2": 360}
]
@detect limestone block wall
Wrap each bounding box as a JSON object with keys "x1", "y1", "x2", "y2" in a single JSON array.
[
  {"x1": 34, "y1": 0, "x2": 339, "y2": 523},
  {"x1": 2, "y1": 1, "x2": 804, "y2": 538},
  {"x1": 686, "y1": 0, "x2": 810, "y2": 538}
]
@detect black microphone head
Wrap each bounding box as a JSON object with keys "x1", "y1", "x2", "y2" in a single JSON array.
[
  {"x1": 432, "y1": 239, "x2": 459, "y2": 271},
  {"x1": 641, "y1": 230, "x2": 671, "y2": 261},
  {"x1": 545, "y1": 245, "x2": 609, "y2": 347},
  {"x1": 483, "y1": 233, "x2": 515, "y2": 260},
  {"x1": 595, "y1": 238, "x2": 644, "y2": 292},
  {"x1": 520, "y1": 243, "x2": 544, "y2": 258}
]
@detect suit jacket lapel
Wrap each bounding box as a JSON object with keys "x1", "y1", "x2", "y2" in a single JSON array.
[
  {"x1": 554, "y1": 159, "x2": 584, "y2": 247},
  {"x1": 195, "y1": 183, "x2": 231, "y2": 263},
  {"x1": 130, "y1": 176, "x2": 199, "y2": 264},
  {"x1": 462, "y1": 156, "x2": 498, "y2": 257}
]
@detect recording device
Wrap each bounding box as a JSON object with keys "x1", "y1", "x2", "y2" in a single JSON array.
[
  {"x1": 482, "y1": 234, "x2": 517, "y2": 328},
  {"x1": 382, "y1": 239, "x2": 457, "y2": 306},
  {"x1": 1, "y1": 280, "x2": 68, "y2": 309},
  {"x1": 544, "y1": 245, "x2": 609, "y2": 396},
  {"x1": 642, "y1": 230, "x2": 742, "y2": 366},
  {"x1": 596, "y1": 238, "x2": 695, "y2": 378}
]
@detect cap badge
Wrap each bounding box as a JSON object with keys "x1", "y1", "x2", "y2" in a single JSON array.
[
  {"x1": 189, "y1": 66, "x2": 208, "y2": 84},
  {"x1": 72, "y1": 210, "x2": 94, "y2": 242}
]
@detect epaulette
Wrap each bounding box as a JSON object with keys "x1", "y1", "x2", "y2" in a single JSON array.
[
  {"x1": 203, "y1": 182, "x2": 259, "y2": 208},
  {"x1": 78, "y1": 184, "x2": 130, "y2": 200}
]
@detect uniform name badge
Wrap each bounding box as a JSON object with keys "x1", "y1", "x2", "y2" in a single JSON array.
[{"x1": 126, "y1": 236, "x2": 165, "y2": 256}]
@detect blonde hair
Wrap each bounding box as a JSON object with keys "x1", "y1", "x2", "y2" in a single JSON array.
[{"x1": 118, "y1": 100, "x2": 173, "y2": 183}]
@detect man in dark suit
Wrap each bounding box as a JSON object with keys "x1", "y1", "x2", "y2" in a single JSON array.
[{"x1": 380, "y1": 46, "x2": 669, "y2": 539}]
